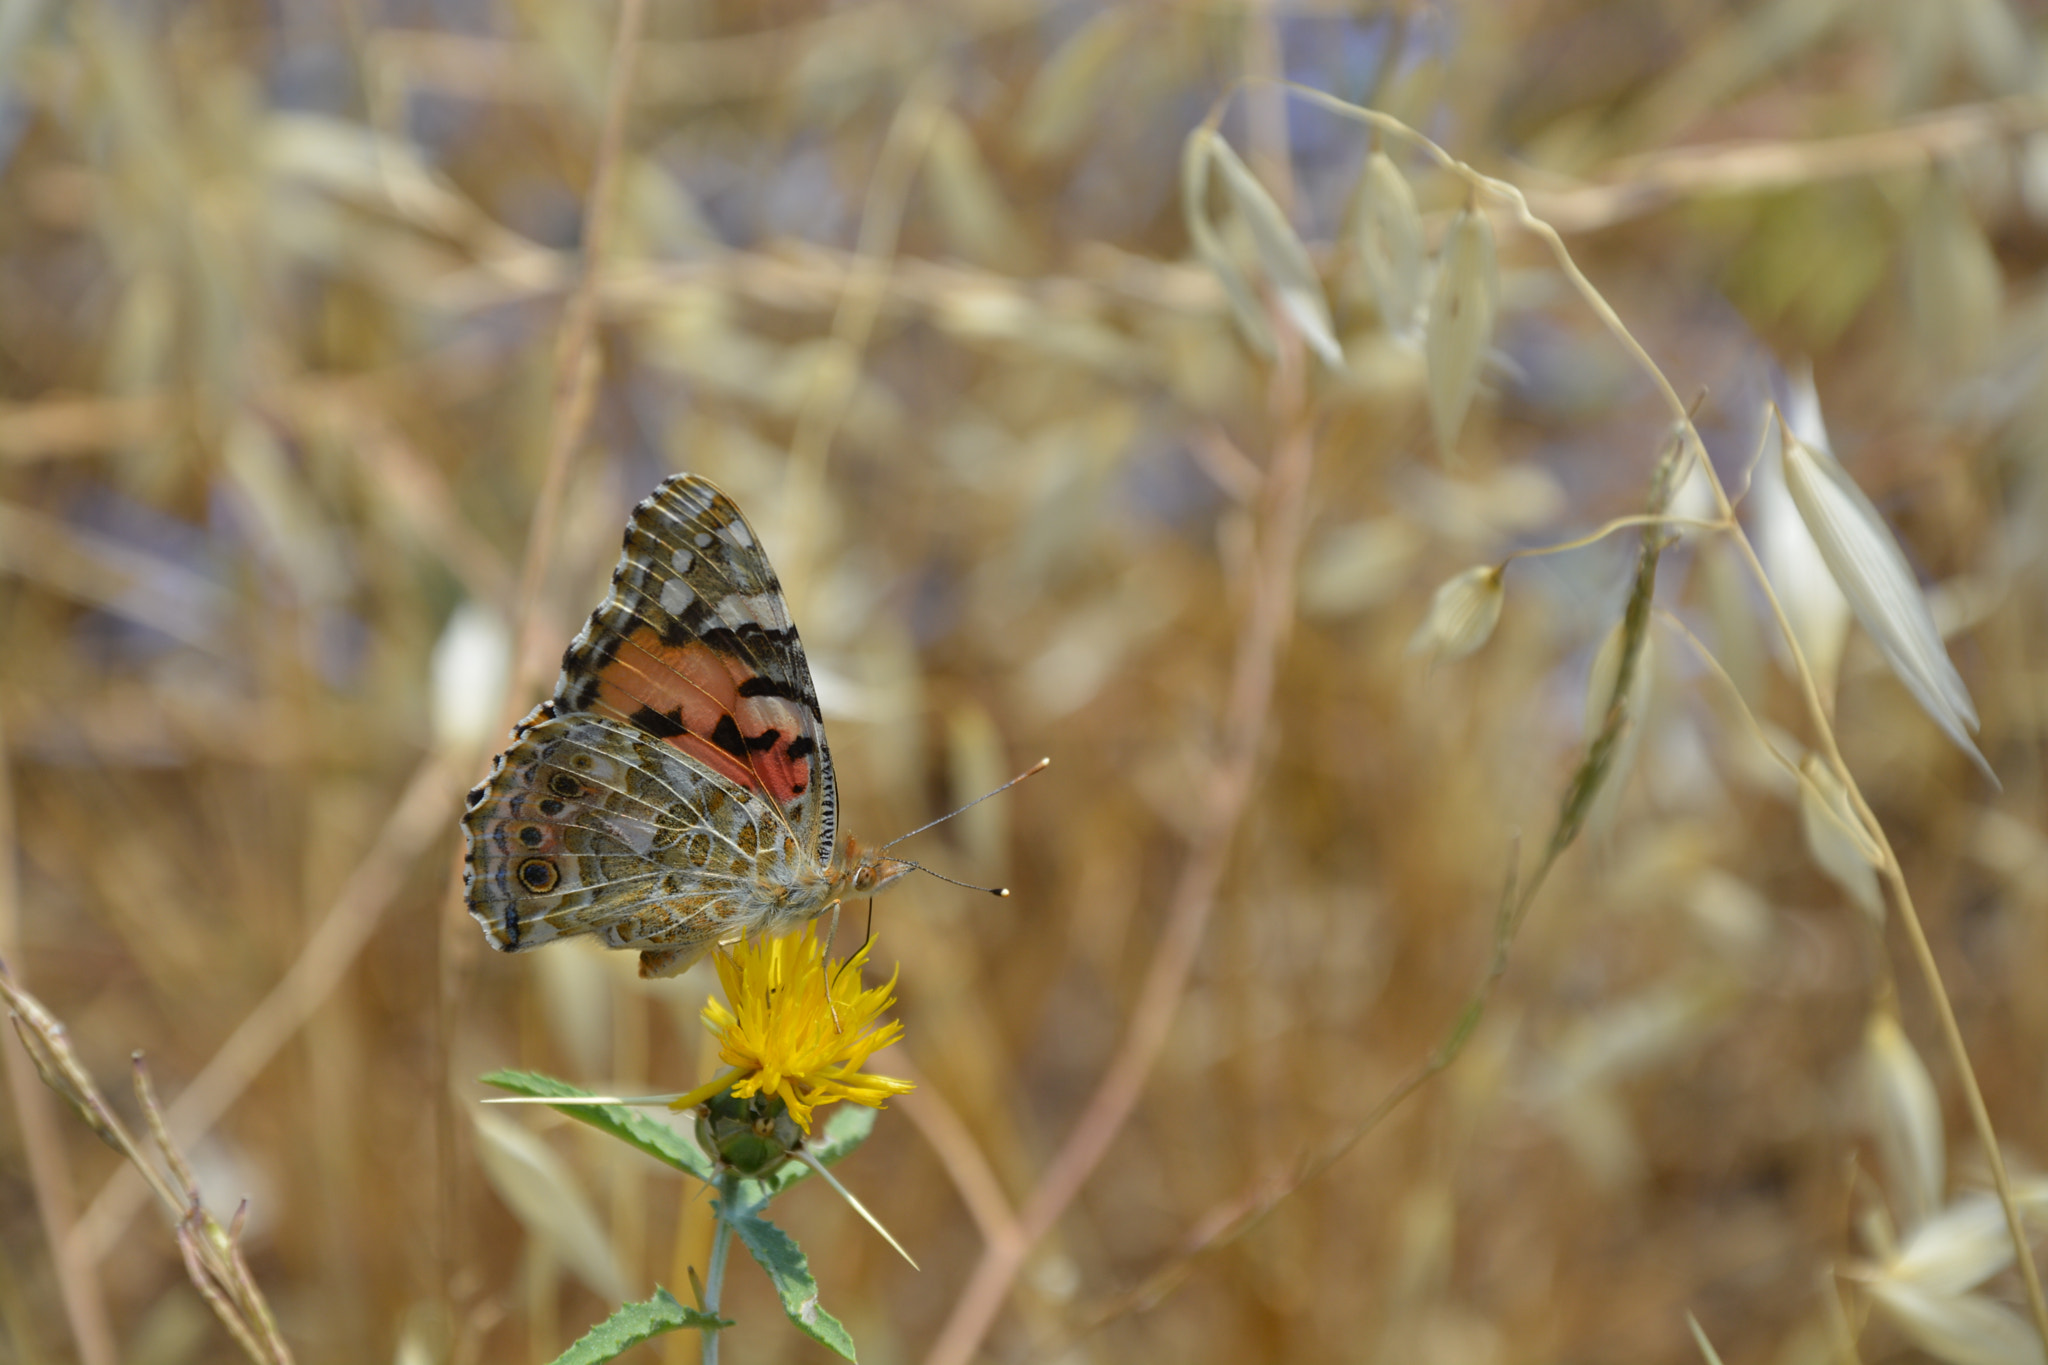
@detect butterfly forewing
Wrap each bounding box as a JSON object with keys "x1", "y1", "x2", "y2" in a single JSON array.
[{"x1": 553, "y1": 475, "x2": 838, "y2": 867}]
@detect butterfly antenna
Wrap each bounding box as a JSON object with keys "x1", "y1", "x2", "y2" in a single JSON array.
[
  {"x1": 899, "y1": 861, "x2": 1010, "y2": 897},
  {"x1": 880, "y1": 757, "x2": 1050, "y2": 852}
]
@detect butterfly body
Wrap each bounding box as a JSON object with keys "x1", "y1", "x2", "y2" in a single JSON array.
[{"x1": 463, "y1": 475, "x2": 909, "y2": 977}]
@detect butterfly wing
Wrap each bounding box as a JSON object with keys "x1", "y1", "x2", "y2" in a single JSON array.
[
  {"x1": 462, "y1": 474, "x2": 841, "y2": 975},
  {"x1": 463, "y1": 710, "x2": 809, "y2": 968},
  {"x1": 552, "y1": 474, "x2": 838, "y2": 871}
]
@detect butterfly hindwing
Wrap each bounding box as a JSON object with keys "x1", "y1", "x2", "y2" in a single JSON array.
[
  {"x1": 462, "y1": 711, "x2": 806, "y2": 963},
  {"x1": 552, "y1": 475, "x2": 839, "y2": 869}
]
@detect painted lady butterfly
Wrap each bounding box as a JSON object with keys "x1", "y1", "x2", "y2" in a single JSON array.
[{"x1": 463, "y1": 474, "x2": 911, "y2": 978}]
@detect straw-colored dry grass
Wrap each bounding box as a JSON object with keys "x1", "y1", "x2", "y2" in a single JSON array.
[{"x1": 3, "y1": 3, "x2": 2046, "y2": 1363}]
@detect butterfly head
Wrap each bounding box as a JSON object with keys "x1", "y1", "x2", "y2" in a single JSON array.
[{"x1": 838, "y1": 839, "x2": 914, "y2": 898}]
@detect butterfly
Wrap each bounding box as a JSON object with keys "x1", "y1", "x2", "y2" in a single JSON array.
[{"x1": 463, "y1": 474, "x2": 913, "y2": 978}]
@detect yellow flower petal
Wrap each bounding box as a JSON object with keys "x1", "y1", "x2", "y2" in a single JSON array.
[{"x1": 689, "y1": 924, "x2": 913, "y2": 1133}]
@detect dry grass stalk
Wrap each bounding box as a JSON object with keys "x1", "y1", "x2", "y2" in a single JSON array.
[
  {"x1": 2, "y1": 6, "x2": 2042, "y2": 1363},
  {"x1": 1, "y1": 971, "x2": 293, "y2": 1364}
]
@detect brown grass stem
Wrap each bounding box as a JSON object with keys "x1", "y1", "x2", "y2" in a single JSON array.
[
  {"x1": 895, "y1": 1058, "x2": 1023, "y2": 1257},
  {"x1": 0, "y1": 974, "x2": 295, "y2": 1363},
  {"x1": 924, "y1": 328, "x2": 1316, "y2": 1365},
  {"x1": 0, "y1": 393, "x2": 171, "y2": 462},
  {"x1": 411, "y1": 241, "x2": 1222, "y2": 344},
  {"x1": 367, "y1": 1, "x2": 1041, "y2": 111},
  {"x1": 1051, "y1": 433, "x2": 1685, "y2": 1353},
  {"x1": 1273, "y1": 82, "x2": 2047, "y2": 1352},
  {"x1": 0, "y1": 1022, "x2": 112, "y2": 1363},
  {"x1": 174, "y1": 1224, "x2": 271, "y2": 1365},
  {"x1": 1526, "y1": 92, "x2": 2048, "y2": 232},
  {"x1": 773, "y1": 69, "x2": 949, "y2": 602},
  {"x1": 70, "y1": 754, "x2": 457, "y2": 1263},
  {"x1": 135, "y1": 1059, "x2": 296, "y2": 1365},
  {"x1": 0, "y1": 714, "x2": 116, "y2": 1365},
  {"x1": 1712, "y1": 483, "x2": 2048, "y2": 1350},
  {"x1": 501, "y1": 0, "x2": 646, "y2": 712},
  {"x1": 442, "y1": 0, "x2": 643, "y2": 1328}
]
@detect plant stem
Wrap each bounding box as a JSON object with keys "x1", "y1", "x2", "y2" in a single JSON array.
[
  {"x1": 924, "y1": 316, "x2": 1316, "y2": 1365},
  {"x1": 1312, "y1": 81, "x2": 2048, "y2": 1352},
  {"x1": 1198, "y1": 80, "x2": 2048, "y2": 1358},
  {"x1": 1714, "y1": 487, "x2": 2048, "y2": 1350},
  {"x1": 700, "y1": 1177, "x2": 737, "y2": 1365}
]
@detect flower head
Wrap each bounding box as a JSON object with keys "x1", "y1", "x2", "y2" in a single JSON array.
[{"x1": 672, "y1": 923, "x2": 912, "y2": 1133}]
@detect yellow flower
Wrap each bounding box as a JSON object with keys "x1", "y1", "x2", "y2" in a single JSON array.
[{"x1": 670, "y1": 924, "x2": 913, "y2": 1132}]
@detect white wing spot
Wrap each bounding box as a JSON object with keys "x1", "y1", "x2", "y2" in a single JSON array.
[
  {"x1": 733, "y1": 591, "x2": 791, "y2": 628},
  {"x1": 694, "y1": 532, "x2": 714, "y2": 548},
  {"x1": 726, "y1": 519, "x2": 754, "y2": 548},
  {"x1": 660, "y1": 579, "x2": 696, "y2": 616},
  {"x1": 670, "y1": 547, "x2": 695, "y2": 573}
]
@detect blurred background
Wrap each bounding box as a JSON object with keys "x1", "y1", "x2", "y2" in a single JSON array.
[{"x1": 2, "y1": 1, "x2": 2047, "y2": 1362}]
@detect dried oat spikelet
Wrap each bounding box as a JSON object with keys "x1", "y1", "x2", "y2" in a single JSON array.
[
  {"x1": 1858, "y1": 1013, "x2": 2048, "y2": 1365},
  {"x1": 1798, "y1": 753, "x2": 1884, "y2": 921},
  {"x1": 1351, "y1": 149, "x2": 1425, "y2": 336},
  {"x1": 1424, "y1": 204, "x2": 1499, "y2": 461},
  {"x1": 1182, "y1": 128, "x2": 1342, "y2": 366},
  {"x1": 1755, "y1": 378, "x2": 1851, "y2": 702},
  {"x1": 1777, "y1": 417, "x2": 1995, "y2": 785},
  {"x1": 1407, "y1": 564, "x2": 1504, "y2": 663},
  {"x1": 1182, "y1": 128, "x2": 1274, "y2": 359},
  {"x1": 1866, "y1": 1012, "x2": 1945, "y2": 1237}
]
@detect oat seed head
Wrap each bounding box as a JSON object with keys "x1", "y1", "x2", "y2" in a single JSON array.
[
  {"x1": 1866, "y1": 1012, "x2": 1946, "y2": 1236},
  {"x1": 1777, "y1": 418, "x2": 1996, "y2": 785},
  {"x1": 1424, "y1": 205, "x2": 1500, "y2": 461},
  {"x1": 1350, "y1": 150, "x2": 1426, "y2": 338},
  {"x1": 1407, "y1": 564, "x2": 1504, "y2": 663}
]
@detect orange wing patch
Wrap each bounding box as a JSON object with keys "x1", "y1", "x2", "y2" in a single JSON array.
[{"x1": 589, "y1": 626, "x2": 817, "y2": 807}]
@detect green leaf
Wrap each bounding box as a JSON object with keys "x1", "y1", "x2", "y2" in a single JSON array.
[
  {"x1": 546, "y1": 1286, "x2": 728, "y2": 1365},
  {"x1": 481, "y1": 1069, "x2": 714, "y2": 1181},
  {"x1": 809, "y1": 1103, "x2": 876, "y2": 1166},
  {"x1": 723, "y1": 1206, "x2": 857, "y2": 1361}
]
